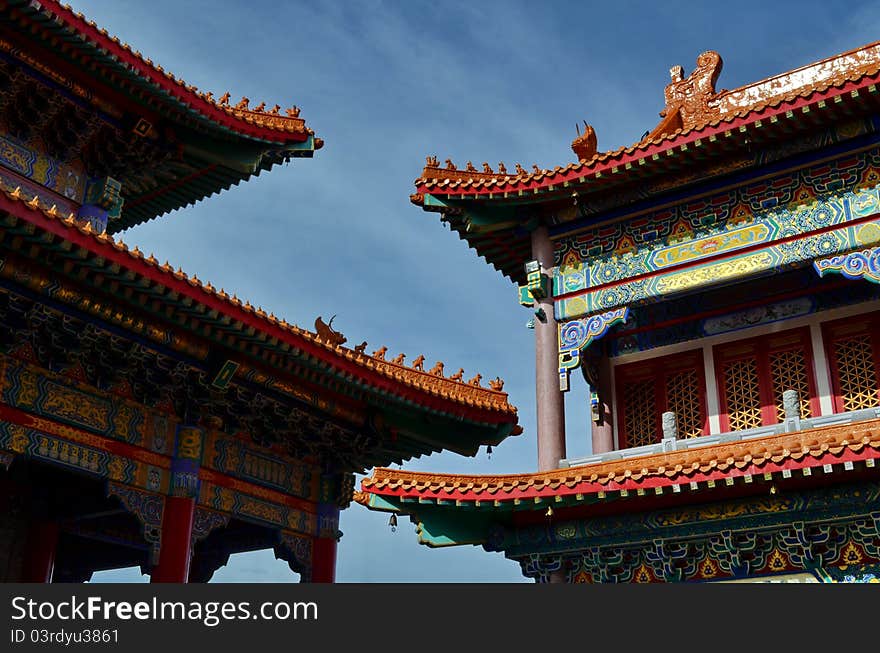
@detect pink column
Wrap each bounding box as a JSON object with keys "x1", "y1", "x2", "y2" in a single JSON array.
[
  {"x1": 591, "y1": 354, "x2": 615, "y2": 454},
  {"x1": 532, "y1": 225, "x2": 566, "y2": 472}
]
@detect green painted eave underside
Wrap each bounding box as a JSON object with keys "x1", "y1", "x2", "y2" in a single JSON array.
[
  {"x1": 363, "y1": 491, "x2": 603, "y2": 548},
  {"x1": 364, "y1": 495, "x2": 496, "y2": 548},
  {"x1": 110, "y1": 134, "x2": 318, "y2": 232},
  {"x1": 424, "y1": 195, "x2": 534, "y2": 284}
]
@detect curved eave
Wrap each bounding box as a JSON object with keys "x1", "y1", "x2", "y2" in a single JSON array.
[
  {"x1": 110, "y1": 138, "x2": 320, "y2": 233},
  {"x1": 0, "y1": 187, "x2": 520, "y2": 434},
  {"x1": 359, "y1": 418, "x2": 880, "y2": 508},
  {"x1": 12, "y1": 0, "x2": 314, "y2": 145}
]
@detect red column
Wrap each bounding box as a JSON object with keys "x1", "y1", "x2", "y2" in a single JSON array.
[
  {"x1": 151, "y1": 496, "x2": 195, "y2": 583},
  {"x1": 22, "y1": 521, "x2": 59, "y2": 583},
  {"x1": 311, "y1": 536, "x2": 337, "y2": 583}
]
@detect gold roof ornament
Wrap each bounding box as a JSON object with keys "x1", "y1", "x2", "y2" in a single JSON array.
[{"x1": 571, "y1": 121, "x2": 598, "y2": 161}]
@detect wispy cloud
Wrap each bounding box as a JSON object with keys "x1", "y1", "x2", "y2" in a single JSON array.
[{"x1": 75, "y1": 0, "x2": 879, "y2": 581}]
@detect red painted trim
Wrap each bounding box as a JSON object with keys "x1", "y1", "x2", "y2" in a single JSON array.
[
  {"x1": 34, "y1": 1, "x2": 310, "y2": 144},
  {"x1": 0, "y1": 195, "x2": 516, "y2": 425},
  {"x1": 0, "y1": 403, "x2": 171, "y2": 468},
  {"x1": 417, "y1": 72, "x2": 880, "y2": 198}
]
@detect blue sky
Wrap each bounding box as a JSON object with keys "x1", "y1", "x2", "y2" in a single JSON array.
[{"x1": 76, "y1": 0, "x2": 880, "y2": 582}]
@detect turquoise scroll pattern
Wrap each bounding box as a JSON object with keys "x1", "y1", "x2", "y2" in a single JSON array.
[{"x1": 814, "y1": 246, "x2": 880, "y2": 284}]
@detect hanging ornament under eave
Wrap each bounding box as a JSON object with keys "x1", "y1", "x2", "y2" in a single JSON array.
[
  {"x1": 389, "y1": 513, "x2": 398, "y2": 532},
  {"x1": 486, "y1": 445, "x2": 492, "y2": 459}
]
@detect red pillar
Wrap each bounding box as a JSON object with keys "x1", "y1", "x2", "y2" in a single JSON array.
[
  {"x1": 311, "y1": 536, "x2": 337, "y2": 583},
  {"x1": 151, "y1": 496, "x2": 195, "y2": 583},
  {"x1": 22, "y1": 521, "x2": 59, "y2": 583}
]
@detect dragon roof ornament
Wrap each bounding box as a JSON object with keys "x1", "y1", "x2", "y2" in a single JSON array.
[{"x1": 649, "y1": 51, "x2": 724, "y2": 140}]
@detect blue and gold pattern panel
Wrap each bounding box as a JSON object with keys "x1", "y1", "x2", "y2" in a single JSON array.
[
  {"x1": 0, "y1": 131, "x2": 86, "y2": 203},
  {"x1": 200, "y1": 481, "x2": 317, "y2": 537},
  {"x1": 206, "y1": 433, "x2": 315, "y2": 501},
  {"x1": 0, "y1": 422, "x2": 143, "y2": 486},
  {"x1": 0, "y1": 355, "x2": 180, "y2": 449},
  {"x1": 553, "y1": 148, "x2": 880, "y2": 320}
]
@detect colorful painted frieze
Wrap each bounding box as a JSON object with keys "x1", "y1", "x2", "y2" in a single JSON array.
[{"x1": 553, "y1": 147, "x2": 880, "y2": 320}]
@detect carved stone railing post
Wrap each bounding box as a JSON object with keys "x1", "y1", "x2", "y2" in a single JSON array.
[
  {"x1": 783, "y1": 389, "x2": 800, "y2": 419},
  {"x1": 662, "y1": 411, "x2": 678, "y2": 439}
]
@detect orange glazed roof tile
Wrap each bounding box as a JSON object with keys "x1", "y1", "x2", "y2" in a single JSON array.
[
  {"x1": 9, "y1": 0, "x2": 317, "y2": 144},
  {"x1": 358, "y1": 417, "x2": 880, "y2": 505},
  {"x1": 0, "y1": 183, "x2": 519, "y2": 424},
  {"x1": 414, "y1": 40, "x2": 880, "y2": 196}
]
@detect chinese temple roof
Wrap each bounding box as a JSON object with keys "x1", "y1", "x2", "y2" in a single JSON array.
[
  {"x1": 0, "y1": 183, "x2": 520, "y2": 467},
  {"x1": 357, "y1": 417, "x2": 880, "y2": 510},
  {"x1": 1, "y1": 0, "x2": 323, "y2": 230},
  {"x1": 413, "y1": 40, "x2": 880, "y2": 282}
]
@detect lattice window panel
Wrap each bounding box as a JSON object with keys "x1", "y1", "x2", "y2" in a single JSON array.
[
  {"x1": 622, "y1": 378, "x2": 656, "y2": 447},
  {"x1": 770, "y1": 348, "x2": 813, "y2": 421},
  {"x1": 723, "y1": 358, "x2": 763, "y2": 431},
  {"x1": 833, "y1": 335, "x2": 879, "y2": 411},
  {"x1": 666, "y1": 369, "x2": 703, "y2": 438}
]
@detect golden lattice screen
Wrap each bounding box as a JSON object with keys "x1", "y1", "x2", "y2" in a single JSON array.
[
  {"x1": 832, "y1": 334, "x2": 879, "y2": 411},
  {"x1": 722, "y1": 358, "x2": 763, "y2": 431},
  {"x1": 666, "y1": 369, "x2": 704, "y2": 438},
  {"x1": 622, "y1": 378, "x2": 656, "y2": 448},
  {"x1": 770, "y1": 348, "x2": 813, "y2": 421}
]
